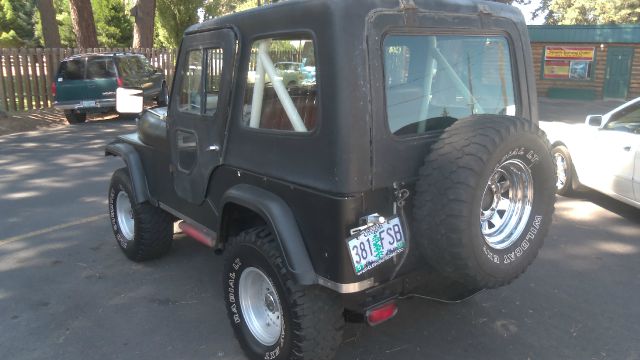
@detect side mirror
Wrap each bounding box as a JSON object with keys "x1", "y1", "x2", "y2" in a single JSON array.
[
  {"x1": 116, "y1": 87, "x2": 144, "y2": 114},
  {"x1": 585, "y1": 115, "x2": 603, "y2": 127}
]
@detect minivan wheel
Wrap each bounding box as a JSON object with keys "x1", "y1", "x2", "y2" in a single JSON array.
[
  {"x1": 552, "y1": 145, "x2": 578, "y2": 196},
  {"x1": 223, "y1": 226, "x2": 344, "y2": 360},
  {"x1": 64, "y1": 110, "x2": 87, "y2": 124},
  {"x1": 413, "y1": 115, "x2": 556, "y2": 289},
  {"x1": 108, "y1": 168, "x2": 174, "y2": 261}
]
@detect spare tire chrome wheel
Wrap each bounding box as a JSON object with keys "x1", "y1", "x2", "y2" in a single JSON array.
[
  {"x1": 481, "y1": 159, "x2": 534, "y2": 250},
  {"x1": 413, "y1": 115, "x2": 556, "y2": 289}
]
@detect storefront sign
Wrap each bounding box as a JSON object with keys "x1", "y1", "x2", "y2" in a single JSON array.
[
  {"x1": 543, "y1": 46, "x2": 595, "y2": 80},
  {"x1": 545, "y1": 46, "x2": 595, "y2": 61}
]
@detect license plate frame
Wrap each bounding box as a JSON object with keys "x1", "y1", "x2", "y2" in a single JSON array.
[
  {"x1": 346, "y1": 217, "x2": 406, "y2": 276},
  {"x1": 81, "y1": 100, "x2": 96, "y2": 108}
]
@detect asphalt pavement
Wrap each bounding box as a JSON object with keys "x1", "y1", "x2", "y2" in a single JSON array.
[{"x1": 1, "y1": 117, "x2": 639, "y2": 360}]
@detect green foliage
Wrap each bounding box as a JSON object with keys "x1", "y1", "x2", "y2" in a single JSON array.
[
  {"x1": 0, "y1": 0, "x2": 37, "y2": 47},
  {"x1": 548, "y1": 0, "x2": 640, "y2": 24},
  {"x1": 93, "y1": 0, "x2": 133, "y2": 47},
  {"x1": 154, "y1": 0, "x2": 203, "y2": 48}
]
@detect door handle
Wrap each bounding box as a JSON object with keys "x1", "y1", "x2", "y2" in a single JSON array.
[
  {"x1": 623, "y1": 146, "x2": 631, "y2": 152},
  {"x1": 207, "y1": 145, "x2": 220, "y2": 152}
]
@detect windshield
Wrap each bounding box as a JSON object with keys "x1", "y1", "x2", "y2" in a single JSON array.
[{"x1": 384, "y1": 35, "x2": 517, "y2": 136}]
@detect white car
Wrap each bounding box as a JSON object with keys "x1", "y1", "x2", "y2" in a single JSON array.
[{"x1": 540, "y1": 97, "x2": 640, "y2": 209}]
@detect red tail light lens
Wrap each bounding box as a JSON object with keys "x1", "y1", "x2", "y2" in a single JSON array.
[
  {"x1": 366, "y1": 301, "x2": 398, "y2": 326},
  {"x1": 51, "y1": 82, "x2": 56, "y2": 98},
  {"x1": 117, "y1": 77, "x2": 123, "y2": 87}
]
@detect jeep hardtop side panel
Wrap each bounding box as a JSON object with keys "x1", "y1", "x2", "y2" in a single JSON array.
[{"x1": 220, "y1": 0, "x2": 373, "y2": 195}]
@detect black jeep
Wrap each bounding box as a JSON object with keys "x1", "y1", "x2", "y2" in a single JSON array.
[{"x1": 106, "y1": 1, "x2": 556, "y2": 359}]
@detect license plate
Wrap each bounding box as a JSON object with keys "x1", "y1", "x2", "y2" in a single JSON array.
[
  {"x1": 347, "y1": 217, "x2": 405, "y2": 276},
  {"x1": 81, "y1": 100, "x2": 96, "y2": 107}
]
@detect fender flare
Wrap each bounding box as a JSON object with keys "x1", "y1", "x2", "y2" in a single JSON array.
[
  {"x1": 221, "y1": 184, "x2": 317, "y2": 285},
  {"x1": 105, "y1": 142, "x2": 153, "y2": 205}
]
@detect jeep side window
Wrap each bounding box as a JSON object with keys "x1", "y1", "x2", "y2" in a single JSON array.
[
  {"x1": 58, "y1": 59, "x2": 85, "y2": 80},
  {"x1": 205, "y1": 48, "x2": 224, "y2": 114},
  {"x1": 242, "y1": 38, "x2": 317, "y2": 132},
  {"x1": 384, "y1": 35, "x2": 517, "y2": 136},
  {"x1": 178, "y1": 50, "x2": 203, "y2": 114}
]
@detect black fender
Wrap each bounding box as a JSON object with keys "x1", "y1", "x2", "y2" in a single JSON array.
[
  {"x1": 221, "y1": 184, "x2": 317, "y2": 285},
  {"x1": 105, "y1": 141, "x2": 153, "y2": 205}
]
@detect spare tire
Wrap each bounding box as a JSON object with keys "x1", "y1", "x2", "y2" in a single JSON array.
[{"x1": 413, "y1": 115, "x2": 555, "y2": 289}]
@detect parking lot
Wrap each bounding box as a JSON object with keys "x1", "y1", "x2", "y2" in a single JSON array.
[{"x1": 1, "y1": 103, "x2": 639, "y2": 359}]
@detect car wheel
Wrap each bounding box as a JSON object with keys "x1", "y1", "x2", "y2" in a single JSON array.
[
  {"x1": 108, "y1": 168, "x2": 173, "y2": 261},
  {"x1": 64, "y1": 110, "x2": 87, "y2": 124},
  {"x1": 552, "y1": 145, "x2": 579, "y2": 196},
  {"x1": 413, "y1": 115, "x2": 556, "y2": 289},
  {"x1": 156, "y1": 82, "x2": 168, "y2": 107},
  {"x1": 223, "y1": 226, "x2": 344, "y2": 360}
]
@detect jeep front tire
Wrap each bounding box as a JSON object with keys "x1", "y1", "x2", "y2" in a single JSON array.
[
  {"x1": 223, "y1": 226, "x2": 344, "y2": 360},
  {"x1": 413, "y1": 115, "x2": 556, "y2": 289},
  {"x1": 108, "y1": 168, "x2": 174, "y2": 261}
]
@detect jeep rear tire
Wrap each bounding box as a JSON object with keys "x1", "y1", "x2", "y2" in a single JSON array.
[
  {"x1": 413, "y1": 115, "x2": 555, "y2": 289},
  {"x1": 108, "y1": 168, "x2": 173, "y2": 261},
  {"x1": 64, "y1": 110, "x2": 87, "y2": 124},
  {"x1": 223, "y1": 226, "x2": 344, "y2": 360}
]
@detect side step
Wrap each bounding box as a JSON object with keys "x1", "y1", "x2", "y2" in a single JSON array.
[{"x1": 178, "y1": 221, "x2": 217, "y2": 248}]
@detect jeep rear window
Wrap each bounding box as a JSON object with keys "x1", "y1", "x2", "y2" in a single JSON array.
[
  {"x1": 58, "y1": 59, "x2": 85, "y2": 80},
  {"x1": 242, "y1": 38, "x2": 317, "y2": 133},
  {"x1": 384, "y1": 35, "x2": 517, "y2": 136}
]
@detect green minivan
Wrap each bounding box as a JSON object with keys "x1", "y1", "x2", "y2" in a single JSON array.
[{"x1": 53, "y1": 53, "x2": 167, "y2": 124}]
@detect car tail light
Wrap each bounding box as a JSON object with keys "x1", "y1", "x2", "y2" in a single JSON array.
[
  {"x1": 366, "y1": 301, "x2": 398, "y2": 326},
  {"x1": 117, "y1": 77, "x2": 123, "y2": 87},
  {"x1": 51, "y1": 82, "x2": 56, "y2": 98}
]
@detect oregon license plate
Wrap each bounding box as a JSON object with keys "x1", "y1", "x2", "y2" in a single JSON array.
[
  {"x1": 81, "y1": 100, "x2": 96, "y2": 107},
  {"x1": 347, "y1": 217, "x2": 406, "y2": 276}
]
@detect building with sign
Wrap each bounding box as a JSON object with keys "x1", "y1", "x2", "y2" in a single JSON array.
[{"x1": 528, "y1": 25, "x2": 640, "y2": 100}]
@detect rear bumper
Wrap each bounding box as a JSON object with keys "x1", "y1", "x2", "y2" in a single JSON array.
[{"x1": 54, "y1": 98, "x2": 116, "y2": 111}]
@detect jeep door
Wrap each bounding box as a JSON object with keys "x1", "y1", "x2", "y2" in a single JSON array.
[{"x1": 168, "y1": 28, "x2": 236, "y2": 204}]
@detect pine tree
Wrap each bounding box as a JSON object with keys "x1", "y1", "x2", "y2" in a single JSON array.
[{"x1": 0, "y1": 0, "x2": 37, "y2": 47}]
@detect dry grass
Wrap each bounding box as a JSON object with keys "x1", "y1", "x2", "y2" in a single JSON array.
[{"x1": 0, "y1": 109, "x2": 121, "y2": 136}]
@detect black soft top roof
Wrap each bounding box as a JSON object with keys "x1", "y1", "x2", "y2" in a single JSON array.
[{"x1": 187, "y1": 0, "x2": 524, "y2": 35}]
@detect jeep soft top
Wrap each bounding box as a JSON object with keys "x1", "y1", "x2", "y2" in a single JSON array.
[{"x1": 105, "y1": 1, "x2": 555, "y2": 359}]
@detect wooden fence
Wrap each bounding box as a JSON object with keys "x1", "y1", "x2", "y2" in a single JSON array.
[{"x1": 0, "y1": 48, "x2": 177, "y2": 112}]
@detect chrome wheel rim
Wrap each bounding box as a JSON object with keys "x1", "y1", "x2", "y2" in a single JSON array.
[
  {"x1": 239, "y1": 267, "x2": 282, "y2": 346},
  {"x1": 554, "y1": 152, "x2": 568, "y2": 190},
  {"x1": 116, "y1": 191, "x2": 134, "y2": 241},
  {"x1": 480, "y1": 159, "x2": 534, "y2": 249}
]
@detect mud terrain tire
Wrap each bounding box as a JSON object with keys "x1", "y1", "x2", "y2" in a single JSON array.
[
  {"x1": 108, "y1": 168, "x2": 174, "y2": 261},
  {"x1": 413, "y1": 115, "x2": 555, "y2": 289},
  {"x1": 223, "y1": 226, "x2": 344, "y2": 360}
]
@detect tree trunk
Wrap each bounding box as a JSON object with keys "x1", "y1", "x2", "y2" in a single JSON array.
[
  {"x1": 37, "y1": 0, "x2": 61, "y2": 48},
  {"x1": 68, "y1": 0, "x2": 98, "y2": 48},
  {"x1": 132, "y1": 0, "x2": 156, "y2": 48}
]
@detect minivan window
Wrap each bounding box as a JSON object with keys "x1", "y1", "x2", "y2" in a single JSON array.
[
  {"x1": 384, "y1": 35, "x2": 517, "y2": 136},
  {"x1": 86, "y1": 58, "x2": 116, "y2": 79},
  {"x1": 58, "y1": 59, "x2": 85, "y2": 80}
]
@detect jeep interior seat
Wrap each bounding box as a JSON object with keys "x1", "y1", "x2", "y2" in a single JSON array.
[{"x1": 257, "y1": 86, "x2": 317, "y2": 131}]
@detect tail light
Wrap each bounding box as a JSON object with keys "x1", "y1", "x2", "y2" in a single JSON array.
[
  {"x1": 117, "y1": 77, "x2": 123, "y2": 87},
  {"x1": 51, "y1": 82, "x2": 56, "y2": 98},
  {"x1": 366, "y1": 301, "x2": 398, "y2": 326}
]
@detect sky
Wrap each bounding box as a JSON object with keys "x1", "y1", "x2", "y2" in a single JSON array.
[{"x1": 512, "y1": 0, "x2": 546, "y2": 25}]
